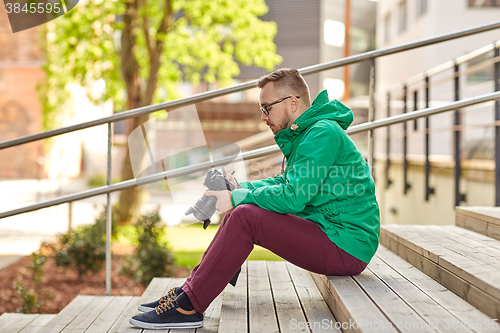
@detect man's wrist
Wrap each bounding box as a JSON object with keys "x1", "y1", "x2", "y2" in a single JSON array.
[{"x1": 231, "y1": 188, "x2": 256, "y2": 207}]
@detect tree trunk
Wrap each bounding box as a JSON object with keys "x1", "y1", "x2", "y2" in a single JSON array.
[
  {"x1": 115, "y1": 0, "x2": 143, "y2": 225},
  {"x1": 115, "y1": 0, "x2": 173, "y2": 224},
  {"x1": 116, "y1": 113, "x2": 150, "y2": 225}
]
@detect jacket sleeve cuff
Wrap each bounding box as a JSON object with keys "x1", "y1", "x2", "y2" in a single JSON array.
[
  {"x1": 238, "y1": 181, "x2": 253, "y2": 190},
  {"x1": 231, "y1": 189, "x2": 257, "y2": 207}
]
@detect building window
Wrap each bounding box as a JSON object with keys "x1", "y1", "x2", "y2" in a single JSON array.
[
  {"x1": 229, "y1": 80, "x2": 244, "y2": 102},
  {"x1": 384, "y1": 13, "x2": 391, "y2": 43},
  {"x1": 324, "y1": 20, "x2": 345, "y2": 47},
  {"x1": 351, "y1": 26, "x2": 374, "y2": 52},
  {"x1": 398, "y1": 1, "x2": 407, "y2": 33},
  {"x1": 323, "y1": 78, "x2": 345, "y2": 101},
  {"x1": 416, "y1": 0, "x2": 428, "y2": 18},
  {"x1": 468, "y1": 0, "x2": 500, "y2": 7}
]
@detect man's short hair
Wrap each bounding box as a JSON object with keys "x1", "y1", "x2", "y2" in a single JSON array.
[{"x1": 257, "y1": 68, "x2": 311, "y2": 107}]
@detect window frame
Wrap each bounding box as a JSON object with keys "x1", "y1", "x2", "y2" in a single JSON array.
[
  {"x1": 384, "y1": 12, "x2": 391, "y2": 44},
  {"x1": 398, "y1": 0, "x2": 407, "y2": 34}
]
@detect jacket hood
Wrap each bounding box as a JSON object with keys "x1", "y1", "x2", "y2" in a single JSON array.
[
  {"x1": 274, "y1": 90, "x2": 353, "y2": 141},
  {"x1": 274, "y1": 90, "x2": 354, "y2": 156},
  {"x1": 297, "y1": 90, "x2": 353, "y2": 130}
]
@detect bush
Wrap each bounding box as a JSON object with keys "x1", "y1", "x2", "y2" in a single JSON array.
[
  {"x1": 14, "y1": 282, "x2": 40, "y2": 314},
  {"x1": 51, "y1": 207, "x2": 116, "y2": 278},
  {"x1": 29, "y1": 252, "x2": 47, "y2": 287},
  {"x1": 120, "y1": 210, "x2": 175, "y2": 286}
]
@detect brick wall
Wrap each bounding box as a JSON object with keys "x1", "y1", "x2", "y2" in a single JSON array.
[{"x1": 0, "y1": 8, "x2": 46, "y2": 179}]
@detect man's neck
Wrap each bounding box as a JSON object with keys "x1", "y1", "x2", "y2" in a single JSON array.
[{"x1": 289, "y1": 107, "x2": 307, "y2": 125}]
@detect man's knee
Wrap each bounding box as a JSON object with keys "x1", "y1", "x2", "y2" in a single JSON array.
[
  {"x1": 228, "y1": 204, "x2": 261, "y2": 227},
  {"x1": 231, "y1": 204, "x2": 260, "y2": 217}
]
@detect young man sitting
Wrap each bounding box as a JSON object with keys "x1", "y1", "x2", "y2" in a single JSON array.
[{"x1": 130, "y1": 68, "x2": 380, "y2": 330}]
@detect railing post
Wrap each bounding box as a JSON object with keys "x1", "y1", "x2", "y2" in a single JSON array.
[
  {"x1": 454, "y1": 62, "x2": 467, "y2": 207},
  {"x1": 106, "y1": 122, "x2": 112, "y2": 296},
  {"x1": 68, "y1": 201, "x2": 73, "y2": 231},
  {"x1": 368, "y1": 59, "x2": 376, "y2": 181},
  {"x1": 425, "y1": 76, "x2": 435, "y2": 201},
  {"x1": 413, "y1": 90, "x2": 418, "y2": 130},
  {"x1": 386, "y1": 92, "x2": 393, "y2": 188},
  {"x1": 403, "y1": 85, "x2": 412, "y2": 194},
  {"x1": 495, "y1": 43, "x2": 500, "y2": 207}
]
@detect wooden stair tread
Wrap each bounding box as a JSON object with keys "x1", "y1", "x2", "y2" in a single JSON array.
[
  {"x1": 456, "y1": 207, "x2": 500, "y2": 225},
  {"x1": 381, "y1": 224, "x2": 500, "y2": 319},
  {"x1": 35, "y1": 261, "x2": 336, "y2": 333},
  {"x1": 313, "y1": 244, "x2": 499, "y2": 332},
  {"x1": 456, "y1": 207, "x2": 500, "y2": 241},
  {"x1": 0, "y1": 313, "x2": 56, "y2": 333}
]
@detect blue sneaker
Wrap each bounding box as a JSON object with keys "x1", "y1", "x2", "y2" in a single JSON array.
[
  {"x1": 138, "y1": 287, "x2": 182, "y2": 312},
  {"x1": 130, "y1": 294, "x2": 203, "y2": 329}
]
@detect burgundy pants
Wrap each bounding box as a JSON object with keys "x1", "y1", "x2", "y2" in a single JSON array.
[{"x1": 182, "y1": 204, "x2": 367, "y2": 313}]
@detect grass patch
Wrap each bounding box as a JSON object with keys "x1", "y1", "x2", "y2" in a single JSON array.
[
  {"x1": 175, "y1": 247, "x2": 284, "y2": 269},
  {"x1": 115, "y1": 223, "x2": 283, "y2": 269}
]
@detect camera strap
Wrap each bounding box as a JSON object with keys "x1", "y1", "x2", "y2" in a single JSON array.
[{"x1": 281, "y1": 156, "x2": 286, "y2": 175}]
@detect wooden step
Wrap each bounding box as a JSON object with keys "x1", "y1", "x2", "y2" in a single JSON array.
[
  {"x1": 34, "y1": 295, "x2": 138, "y2": 333},
  {"x1": 35, "y1": 260, "x2": 336, "y2": 332},
  {"x1": 116, "y1": 261, "x2": 336, "y2": 333},
  {"x1": 380, "y1": 224, "x2": 500, "y2": 320},
  {"x1": 0, "y1": 313, "x2": 56, "y2": 333},
  {"x1": 456, "y1": 206, "x2": 500, "y2": 240},
  {"x1": 114, "y1": 277, "x2": 187, "y2": 333},
  {"x1": 312, "y1": 244, "x2": 499, "y2": 333},
  {"x1": 243, "y1": 260, "x2": 337, "y2": 333}
]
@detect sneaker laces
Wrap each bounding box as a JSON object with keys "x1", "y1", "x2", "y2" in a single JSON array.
[
  {"x1": 158, "y1": 287, "x2": 178, "y2": 305},
  {"x1": 155, "y1": 295, "x2": 177, "y2": 315}
]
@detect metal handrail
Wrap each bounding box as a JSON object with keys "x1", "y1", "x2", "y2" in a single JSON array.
[
  {"x1": 1, "y1": 21, "x2": 500, "y2": 150},
  {"x1": 387, "y1": 40, "x2": 500, "y2": 91},
  {"x1": 2, "y1": 90, "x2": 499, "y2": 220}
]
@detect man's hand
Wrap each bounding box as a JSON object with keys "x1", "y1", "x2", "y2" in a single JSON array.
[
  {"x1": 202, "y1": 172, "x2": 240, "y2": 189},
  {"x1": 205, "y1": 190, "x2": 234, "y2": 215},
  {"x1": 225, "y1": 172, "x2": 240, "y2": 189}
]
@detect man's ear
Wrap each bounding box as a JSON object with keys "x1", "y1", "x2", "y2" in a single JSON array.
[{"x1": 291, "y1": 96, "x2": 299, "y2": 113}]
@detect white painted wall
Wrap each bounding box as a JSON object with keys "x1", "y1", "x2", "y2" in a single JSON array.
[
  {"x1": 374, "y1": 158, "x2": 495, "y2": 226},
  {"x1": 377, "y1": 0, "x2": 500, "y2": 91},
  {"x1": 375, "y1": 0, "x2": 500, "y2": 158}
]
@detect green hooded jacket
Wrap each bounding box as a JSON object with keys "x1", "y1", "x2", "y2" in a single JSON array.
[{"x1": 231, "y1": 90, "x2": 380, "y2": 264}]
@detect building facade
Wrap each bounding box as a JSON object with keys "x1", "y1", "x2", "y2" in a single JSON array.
[
  {"x1": 373, "y1": 0, "x2": 500, "y2": 225},
  {"x1": 238, "y1": 0, "x2": 377, "y2": 102},
  {"x1": 375, "y1": 0, "x2": 500, "y2": 156},
  {"x1": 0, "y1": 9, "x2": 45, "y2": 179}
]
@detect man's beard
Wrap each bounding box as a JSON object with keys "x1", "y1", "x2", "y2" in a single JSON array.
[{"x1": 267, "y1": 111, "x2": 291, "y2": 135}]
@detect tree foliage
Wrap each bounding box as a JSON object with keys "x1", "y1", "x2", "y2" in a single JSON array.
[
  {"x1": 41, "y1": 0, "x2": 282, "y2": 224},
  {"x1": 40, "y1": 0, "x2": 282, "y2": 130}
]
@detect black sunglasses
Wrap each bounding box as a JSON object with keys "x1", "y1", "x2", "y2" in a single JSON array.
[{"x1": 260, "y1": 95, "x2": 300, "y2": 115}]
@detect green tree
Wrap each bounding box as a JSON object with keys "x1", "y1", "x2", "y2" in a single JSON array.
[{"x1": 41, "y1": 0, "x2": 282, "y2": 224}]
